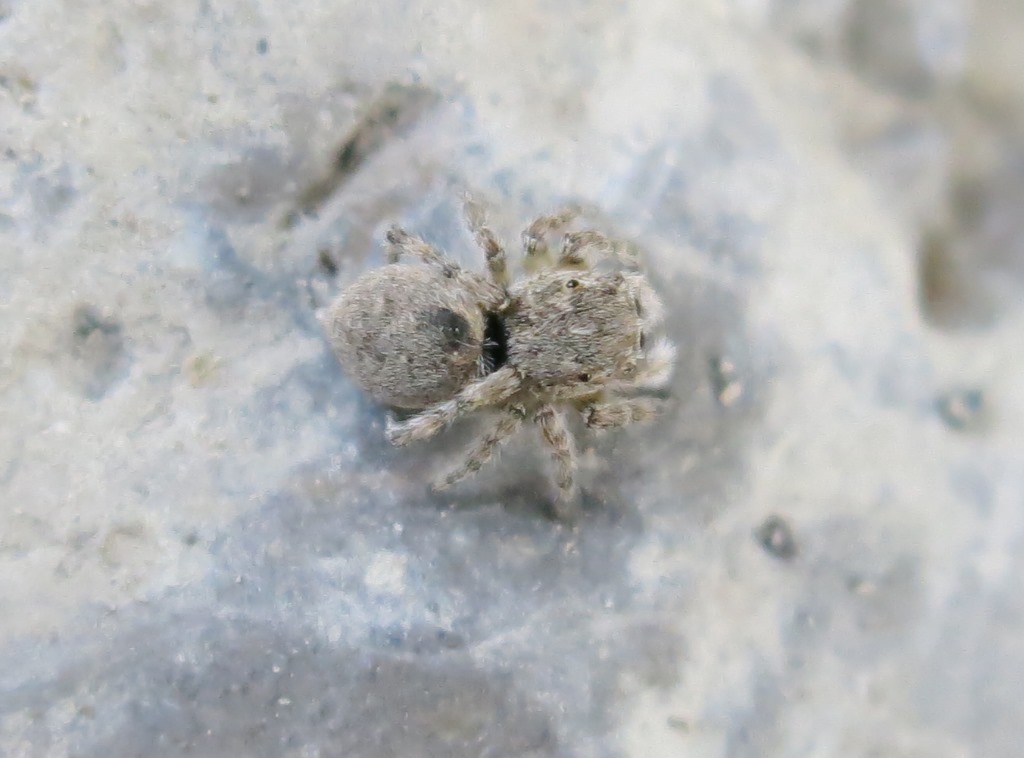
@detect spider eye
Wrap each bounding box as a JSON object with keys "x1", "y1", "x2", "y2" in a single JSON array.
[
  {"x1": 566, "y1": 279, "x2": 579, "y2": 289},
  {"x1": 577, "y1": 372, "x2": 592, "y2": 382}
]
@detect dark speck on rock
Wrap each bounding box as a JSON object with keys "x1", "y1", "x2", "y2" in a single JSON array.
[
  {"x1": 317, "y1": 248, "x2": 339, "y2": 276},
  {"x1": 71, "y1": 304, "x2": 130, "y2": 400},
  {"x1": 756, "y1": 514, "x2": 798, "y2": 561},
  {"x1": 936, "y1": 388, "x2": 984, "y2": 431}
]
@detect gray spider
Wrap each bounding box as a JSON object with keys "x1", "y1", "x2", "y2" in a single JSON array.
[{"x1": 326, "y1": 201, "x2": 675, "y2": 520}]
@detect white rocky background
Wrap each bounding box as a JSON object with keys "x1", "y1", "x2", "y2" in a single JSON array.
[{"x1": 1, "y1": 0, "x2": 1023, "y2": 755}]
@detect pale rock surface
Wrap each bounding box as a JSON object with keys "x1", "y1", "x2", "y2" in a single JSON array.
[{"x1": 1, "y1": 1, "x2": 1022, "y2": 756}]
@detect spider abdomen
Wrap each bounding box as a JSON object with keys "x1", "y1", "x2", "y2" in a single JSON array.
[{"x1": 327, "y1": 264, "x2": 487, "y2": 409}]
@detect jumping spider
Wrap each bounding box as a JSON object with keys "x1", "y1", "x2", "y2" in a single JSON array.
[{"x1": 326, "y1": 200, "x2": 675, "y2": 520}]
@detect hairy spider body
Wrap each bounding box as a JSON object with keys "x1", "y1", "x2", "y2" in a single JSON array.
[
  {"x1": 505, "y1": 269, "x2": 654, "y2": 387},
  {"x1": 328, "y1": 263, "x2": 501, "y2": 409},
  {"x1": 326, "y1": 200, "x2": 675, "y2": 520}
]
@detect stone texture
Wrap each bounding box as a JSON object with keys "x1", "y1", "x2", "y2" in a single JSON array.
[{"x1": 1, "y1": 1, "x2": 1023, "y2": 756}]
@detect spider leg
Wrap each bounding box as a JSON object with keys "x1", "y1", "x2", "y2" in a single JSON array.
[
  {"x1": 582, "y1": 396, "x2": 665, "y2": 429},
  {"x1": 385, "y1": 226, "x2": 456, "y2": 271},
  {"x1": 386, "y1": 223, "x2": 506, "y2": 310},
  {"x1": 633, "y1": 337, "x2": 677, "y2": 390},
  {"x1": 387, "y1": 366, "x2": 521, "y2": 446},
  {"x1": 558, "y1": 230, "x2": 639, "y2": 270},
  {"x1": 432, "y1": 408, "x2": 525, "y2": 491},
  {"x1": 536, "y1": 404, "x2": 580, "y2": 520},
  {"x1": 599, "y1": 337, "x2": 676, "y2": 396},
  {"x1": 463, "y1": 197, "x2": 509, "y2": 286},
  {"x1": 522, "y1": 205, "x2": 584, "y2": 268}
]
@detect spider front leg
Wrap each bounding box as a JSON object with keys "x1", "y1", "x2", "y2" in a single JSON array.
[
  {"x1": 602, "y1": 337, "x2": 677, "y2": 395},
  {"x1": 582, "y1": 396, "x2": 665, "y2": 429},
  {"x1": 432, "y1": 408, "x2": 525, "y2": 491},
  {"x1": 633, "y1": 337, "x2": 677, "y2": 390},
  {"x1": 463, "y1": 197, "x2": 508, "y2": 286},
  {"x1": 558, "y1": 231, "x2": 639, "y2": 270},
  {"x1": 536, "y1": 405, "x2": 580, "y2": 520},
  {"x1": 522, "y1": 205, "x2": 584, "y2": 268},
  {"x1": 386, "y1": 366, "x2": 521, "y2": 447}
]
